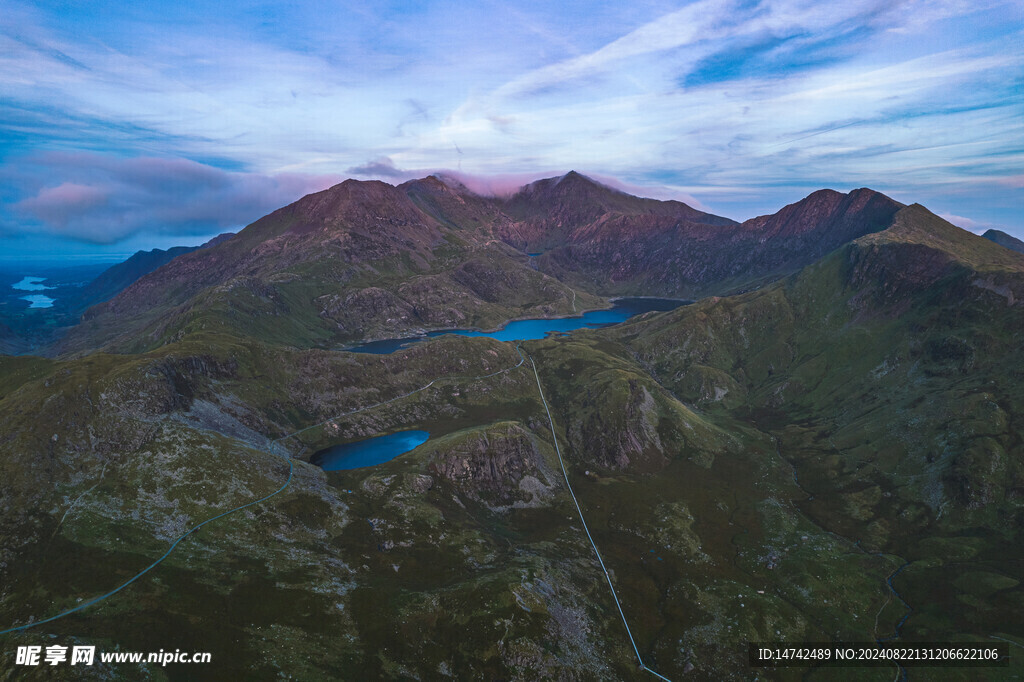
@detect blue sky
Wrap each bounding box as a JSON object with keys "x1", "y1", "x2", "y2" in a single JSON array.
[{"x1": 1, "y1": 0, "x2": 1022, "y2": 259}]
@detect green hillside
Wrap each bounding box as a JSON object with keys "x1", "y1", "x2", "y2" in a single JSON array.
[{"x1": 1, "y1": 198, "x2": 1021, "y2": 679}]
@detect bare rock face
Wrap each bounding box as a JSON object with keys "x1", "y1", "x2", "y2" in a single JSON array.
[
  {"x1": 429, "y1": 422, "x2": 556, "y2": 507},
  {"x1": 318, "y1": 287, "x2": 417, "y2": 335},
  {"x1": 570, "y1": 378, "x2": 669, "y2": 472}
]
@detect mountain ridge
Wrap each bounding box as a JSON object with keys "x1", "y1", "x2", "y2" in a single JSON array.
[
  {"x1": 2, "y1": 174, "x2": 1022, "y2": 679},
  {"x1": 55, "y1": 175, "x2": 915, "y2": 357},
  {"x1": 73, "y1": 231, "x2": 236, "y2": 312}
]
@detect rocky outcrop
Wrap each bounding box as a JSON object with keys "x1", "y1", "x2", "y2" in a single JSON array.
[
  {"x1": 318, "y1": 287, "x2": 418, "y2": 335},
  {"x1": 429, "y1": 422, "x2": 556, "y2": 507},
  {"x1": 569, "y1": 377, "x2": 671, "y2": 471}
]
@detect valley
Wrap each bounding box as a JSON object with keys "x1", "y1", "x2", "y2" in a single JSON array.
[
  {"x1": 0, "y1": 174, "x2": 1021, "y2": 680},
  {"x1": 344, "y1": 297, "x2": 685, "y2": 354}
]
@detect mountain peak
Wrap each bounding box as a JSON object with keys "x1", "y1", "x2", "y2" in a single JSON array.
[
  {"x1": 862, "y1": 204, "x2": 1024, "y2": 272},
  {"x1": 286, "y1": 177, "x2": 422, "y2": 227},
  {"x1": 428, "y1": 173, "x2": 477, "y2": 195},
  {"x1": 983, "y1": 228, "x2": 1024, "y2": 254},
  {"x1": 742, "y1": 187, "x2": 902, "y2": 243},
  {"x1": 557, "y1": 170, "x2": 630, "y2": 196},
  {"x1": 398, "y1": 174, "x2": 455, "y2": 195},
  {"x1": 557, "y1": 170, "x2": 600, "y2": 186},
  {"x1": 510, "y1": 170, "x2": 615, "y2": 198}
]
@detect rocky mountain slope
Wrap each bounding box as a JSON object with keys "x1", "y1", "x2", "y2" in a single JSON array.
[
  {"x1": 57, "y1": 174, "x2": 905, "y2": 357},
  {"x1": 1, "y1": 179, "x2": 1021, "y2": 679},
  {"x1": 504, "y1": 174, "x2": 903, "y2": 297},
  {"x1": 57, "y1": 178, "x2": 599, "y2": 356}
]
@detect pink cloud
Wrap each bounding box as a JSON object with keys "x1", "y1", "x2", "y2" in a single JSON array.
[
  {"x1": 18, "y1": 182, "x2": 110, "y2": 228},
  {"x1": 346, "y1": 158, "x2": 560, "y2": 196},
  {"x1": 435, "y1": 170, "x2": 561, "y2": 197},
  {"x1": 13, "y1": 153, "x2": 343, "y2": 243},
  {"x1": 347, "y1": 156, "x2": 713, "y2": 209}
]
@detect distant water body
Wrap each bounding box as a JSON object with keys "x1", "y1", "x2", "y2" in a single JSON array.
[
  {"x1": 11, "y1": 277, "x2": 56, "y2": 308},
  {"x1": 12, "y1": 276, "x2": 51, "y2": 291},
  {"x1": 312, "y1": 430, "x2": 430, "y2": 471},
  {"x1": 348, "y1": 297, "x2": 687, "y2": 354},
  {"x1": 20, "y1": 295, "x2": 55, "y2": 309}
]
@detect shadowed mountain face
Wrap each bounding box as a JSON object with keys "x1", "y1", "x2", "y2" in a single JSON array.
[
  {"x1": 511, "y1": 178, "x2": 903, "y2": 296},
  {"x1": 1, "y1": 178, "x2": 1023, "y2": 679},
  {"x1": 58, "y1": 174, "x2": 904, "y2": 356},
  {"x1": 0, "y1": 233, "x2": 237, "y2": 356},
  {"x1": 984, "y1": 228, "x2": 1024, "y2": 254},
  {"x1": 94, "y1": 180, "x2": 445, "y2": 319},
  {"x1": 73, "y1": 245, "x2": 204, "y2": 311},
  {"x1": 74, "y1": 232, "x2": 237, "y2": 311},
  {"x1": 498, "y1": 170, "x2": 738, "y2": 245}
]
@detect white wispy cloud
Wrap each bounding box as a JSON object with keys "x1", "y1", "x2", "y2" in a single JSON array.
[{"x1": 937, "y1": 211, "x2": 990, "y2": 232}]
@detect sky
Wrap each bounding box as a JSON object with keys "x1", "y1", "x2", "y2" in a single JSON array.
[{"x1": 1, "y1": 0, "x2": 1022, "y2": 260}]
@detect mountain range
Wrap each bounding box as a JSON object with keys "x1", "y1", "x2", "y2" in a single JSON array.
[
  {"x1": 0, "y1": 173, "x2": 1022, "y2": 680},
  {"x1": 60, "y1": 172, "x2": 905, "y2": 357}
]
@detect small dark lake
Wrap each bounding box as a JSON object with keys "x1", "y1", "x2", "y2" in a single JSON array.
[
  {"x1": 347, "y1": 297, "x2": 687, "y2": 354},
  {"x1": 311, "y1": 430, "x2": 430, "y2": 471}
]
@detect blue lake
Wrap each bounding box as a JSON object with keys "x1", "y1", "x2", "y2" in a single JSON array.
[
  {"x1": 348, "y1": 297, "x2": 687, "y2": 354},
  {"x1": 12, "y1": 276, "x2": 52, "y2": 291},
  {"x1": 312, "y1": 430, "x2": 431, "y2": 471},
  {"x1": 20, "y1": 294, "x2": 55, "y2": 308}
]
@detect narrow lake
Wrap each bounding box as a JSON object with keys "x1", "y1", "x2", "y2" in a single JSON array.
[
  {"x1": 12, "y1": 276, "x2": 52, "y2": 291},
  {"x1": 348, "y1": 297, "x2": 686, "y2": 354},
  {"x1": 311, "y1": 430, "x2": 430, "y2": 471}
]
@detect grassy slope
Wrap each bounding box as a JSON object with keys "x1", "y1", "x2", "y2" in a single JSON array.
[
  {"x1": 2, "y1": 206, "x2": 1022, "y2": 680},
  {"x1": 61, "y1": 241, "x2": 601, "y2": 357},
  {"x1": 0, "y1": 327, "x2": 902, "y2": 679},
  {"x1": 0, "y1": 334, "x2": 658, "y2": 679},
  {"x1": 600, "y1": 206, "x2": 1024, "y2": 665}
]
